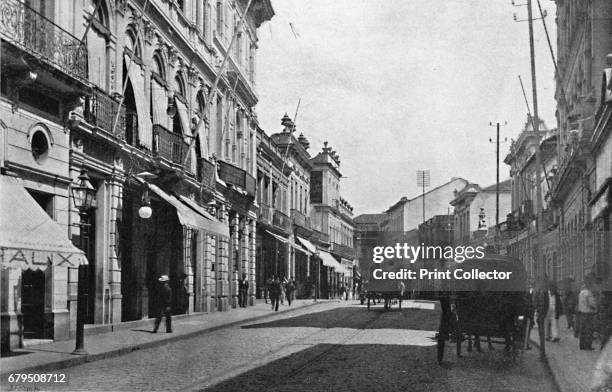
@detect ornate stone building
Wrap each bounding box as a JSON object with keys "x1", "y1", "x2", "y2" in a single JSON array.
[{"x1": 1, "y1": 0, "x2": 273, "y2": 351}]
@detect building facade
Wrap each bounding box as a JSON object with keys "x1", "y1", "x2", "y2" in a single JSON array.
[
  {"x1": 550, "y1": 0, "x2": 612, "y2": 287},
  {"x1": 1, "y1": 0, "x2": 273, "y2": 351},
  {"x1": 309, "y1": 142, "x2": 355, "y2": 298}
]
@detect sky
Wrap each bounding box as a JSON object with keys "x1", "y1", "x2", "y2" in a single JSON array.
[{"x1": 255, "y1": 0, "x2": 558, "y2": 215}]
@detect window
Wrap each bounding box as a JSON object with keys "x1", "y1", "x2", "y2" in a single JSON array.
[
  {"x1": 216, "y1": 1, "x2": 223, "y2": 35},
  {"x1": 31, "y1": 130, "x2": 50, "y2": 163},
  {"x1": 177, "y1": 0, "x2": 185, "y2": 12},
  {"x1": 88, "y1": 0, "x2": 110, "y2": 90}
]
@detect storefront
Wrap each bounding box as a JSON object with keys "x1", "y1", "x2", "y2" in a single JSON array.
[{"x1": 1, "y1": 175, "x2": 88, "y2": 352}]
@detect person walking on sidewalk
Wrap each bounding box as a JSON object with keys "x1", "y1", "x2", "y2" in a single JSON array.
[
  {"x1": 269, "y1": 275, "x2": 281, "y2": 312},
  {"x1": 285, "y1": 277, "x2": 296, "y2": 306},
  {"x1": 238, "y1": 273, "x2": 249, "y2": 308},
  {"x1": 577, "y1": 274, "x2": 598, "y2": 350},
  {"x1": 153, "y1": 275, "x2": 173, "y2": 333},
  {"x1": 545, "y1": 281, "x2": 562, "y2": 342},
  {"x1": 264, "y1": 276, "x2": 273, "y2": 304},
  {"x1": 280, "y1": 276, "x2": 287, "y2": 305},
  {"x1": 563, "y1": 277, "x2": 578, "y2": 331}
]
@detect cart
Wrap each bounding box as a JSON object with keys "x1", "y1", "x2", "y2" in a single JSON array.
[
  {"x1": 436, "y1": 254, "x2": 529, "y2": 363},
  {"x1": 363, "y1": 260, "x2": 410, "y2": 311}
]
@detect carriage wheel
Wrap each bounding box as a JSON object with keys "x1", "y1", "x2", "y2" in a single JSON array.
[{"x1": 437, "y1": 337, "x2": 445, "y2": 363}]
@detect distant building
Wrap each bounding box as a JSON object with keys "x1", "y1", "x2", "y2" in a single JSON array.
[
  {"x1": 450, "y1": 180, "x2": 511, "y2": 247},
  {"x1": 383, "y1": 177, "x2": 468, "y2": 233},
  {"x1": 354, "y1": 213, "x2": 386, "y2": 277},
  {"x1": 309, "y1": 142, "x2": 355, "y2": 298}
]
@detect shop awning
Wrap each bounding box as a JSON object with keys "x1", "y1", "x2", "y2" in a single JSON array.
[
  {"x1": 339, "y1": 258, "x2": 353, "y2": 275},
  {"x1": 292, "y1": 242, "x2": 311, "y2": 256},
  {"x1": 177, "y1": 195, "x2": 229, "y2": 237},
  {"x1": 318, "y1": 250, "x2": 343, "y2": 270},
  {"x1": 0, "y1": 175, "x2": 87, "y2": 270},
  {"x1": 147, "y1": 183, "x2": 229, "y2": 238},
  {"x1": 297, "y1": 237, "x2": 317, "y2": 253},
  {"x1": 265, "y1": 230, "x2": 289, "y2": 243}
]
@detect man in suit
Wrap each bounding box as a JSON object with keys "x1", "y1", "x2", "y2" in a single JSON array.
[
  {"x1": 153, "y1": 275, "x2": 173, "y2": 333},
  {"x1": 238, "y1": 273, "x2": 249, "y2": 308}
]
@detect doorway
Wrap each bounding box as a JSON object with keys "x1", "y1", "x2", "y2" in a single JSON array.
[{"x1": 21, "y1": 269, "x2": 45, "y2": 339}]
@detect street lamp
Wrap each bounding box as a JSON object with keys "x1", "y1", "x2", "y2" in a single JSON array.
[
  {"x1": 138, "y1": 188, "x2": 152, "y2": 219},
  {"x1": 71, "y1": 169, "x2": 96, "y2": 355}
]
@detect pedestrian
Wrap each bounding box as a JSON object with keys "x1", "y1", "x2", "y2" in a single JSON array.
[
  {"x1": 153, "y1": 275, "x2": 173, "y2": 333},
  {"x1": 577, "y1": 274, "x2": 598, "y2": 350},
  {"x1": 238, "y1": 273, "x2": 249, "y2": 308},
  {"x1": 269, "y1": 275, "x2": 281, "y2": 312},
  {"x1": 534, "y1": 277, "x2": 549, "y2": 357},
  {"x1": 264, "y1": 276, "x2": 273, "y2": 304},
  {"x1": 286, "y1": 277, "x2": 296, "y2": 306},
  {"x1": 339, "y1": 283, "x2": 345, "y2": 301},
  {"x1": 544, "y1": 281, "x2": 562, "y2": 342},
  {"x1": 563, "y1": 277, "x2": 578, "y2": 331},
  {"x1": 280, "y1": 276, "x2": 287, "y2": 305},
  {"x1": 525, "y1": 282, "x2": 536, "y2": 350}
]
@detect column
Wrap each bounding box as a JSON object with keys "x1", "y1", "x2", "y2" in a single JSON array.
[
  {"x1": 183, "y1": 227, "x2": 194, "y2": 314},
  {"x1": 230, "y1": 212, "x2": 239, "y2": 308},
  {"x1": 248, "y1": 219, "x2": 256, "y2": 305},
  {"x1": 108, "y1": 172, "x2": 124, "y2": 324},
  {"x1": 217, "y1": 205, "x2": 230, "y2": 311}
]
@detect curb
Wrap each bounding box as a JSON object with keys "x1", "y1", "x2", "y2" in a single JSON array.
[
  {"x1": 1, "y1": 300, "x2": 330, "y2": 377},
  {"x1": 529, "y1": 337, "x2": 563, "y2": 392}
]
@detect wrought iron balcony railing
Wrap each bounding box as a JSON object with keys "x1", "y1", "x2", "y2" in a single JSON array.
[
  {"x1": 0, "y1": 0, "x2": 88, "y2": 80},
  {"x1": 273, "y1": 209, "x2": 291, "y2": 232},
  {"x1": 218, "y1": 160, "x2": 256, "y2": 197},
  {"x1": 311, "y1": 230, "x2": 329, "y2": 244},
  {"x1": 331, "y1": 242, "x2": 355, "y2": 259},
  {"x1": 153, "y1": 124, "x2": 185, "y2": 165},
  {"x1": 84, "y1": 89, "x2": 125, "y2": 140},
  {"x1": 258, "y1": 203, "x2": 272, "y2": 225},
  {"x1": 291, "y1": 209, "x2": 311, "y2": 230},
  {"x1": 198, "y1": 157, "x2": 215, "y2": 189}
]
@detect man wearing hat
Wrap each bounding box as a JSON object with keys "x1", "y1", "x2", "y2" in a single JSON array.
[{"x1": 153, "y1": 275, "x2": 173, "y2": 333}]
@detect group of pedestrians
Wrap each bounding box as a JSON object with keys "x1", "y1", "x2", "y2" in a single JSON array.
[
  {"x1": 265, "y1": 275, "x2": 296, "y2": 311},
  {"x1": 527, "y1": 273, "x2": 609, "y2": 351}
]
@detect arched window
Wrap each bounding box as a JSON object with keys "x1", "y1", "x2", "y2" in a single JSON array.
[
  {"x1": 173, "y1": 73, "x2": 186, "y2": 135},
  {"x1": 174, "y1": 74, "x2": 186, "y2": 98},
  {"x1": 126, "y1": 29, "x2": 142, "y2": 60},
  {"x1": 87, "y1": 0, "x2": 110, "y2": 90},
  {"x1": 150, "y1": 50, "x2": 167, "y2": 127}
]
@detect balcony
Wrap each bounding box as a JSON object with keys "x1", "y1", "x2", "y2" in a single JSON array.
[
  {"x1": 0, "y1": 0, "x2": 87, "y2": 81},
  {"x1": 273, "y1": 209, "x2": 291, "y2": 232},
  {"x1": 84, "y1": 89, "x2": 126, "y2": 140},
  {"x1": 291, "y1": 209, "x2": 311, "y2": 230},
  {"x1": 153, "y1": 124, "x2": 186, "y2": 165},
  {"x1": 331, "y1": 242, "x2": 355, "y2": 259},
  {"x1": 218, "y1": 160, "x2": 256, "y2": 197},
  {"x1": 258, "y1": 203, "x2": 272, "y2": 225},
  {"x1": 311, "y1": 230, "x2": 330, "y2": 244},
  {"x1": 197, "y1": 157, "x2": 215, "y2": 190}
]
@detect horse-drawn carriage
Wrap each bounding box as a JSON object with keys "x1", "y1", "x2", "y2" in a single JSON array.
[
  {"x1": 436, "y1": 254, "x2": 530, "y2": 363},
  {"x1": 362, "y1": 260, "x2": 410, "y2": 310}
]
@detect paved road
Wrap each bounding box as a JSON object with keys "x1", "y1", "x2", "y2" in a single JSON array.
[{"x1": 4, "y1": 301, "x2": 558, "y2": 392}]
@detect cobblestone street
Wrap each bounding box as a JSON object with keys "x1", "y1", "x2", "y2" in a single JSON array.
[{"x1": 2, "y1": 301, "x2": 558, "y2": 392}]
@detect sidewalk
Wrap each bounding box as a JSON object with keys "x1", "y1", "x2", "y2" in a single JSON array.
[
  {"x1": 530, "y1": 315, "x2": 603, "y2": 392},
  {"x1": 0, "y1": 299, "x2": 331, "y2": 377}
]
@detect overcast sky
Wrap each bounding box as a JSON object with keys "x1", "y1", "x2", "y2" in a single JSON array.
[{"x1": 255, "y1": 0, "x2": 557, "y2": 215}]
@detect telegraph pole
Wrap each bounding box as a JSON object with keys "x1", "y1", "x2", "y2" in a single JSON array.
[
  {"x1": 527, "y1": 0, "x2": 545, "y2": 359},
  {"x1": 417, "y1": 170, "x2": 430, "y2": 224},
  {"x1": 489, "y1": 121, "x2": 507, "y2": 234}
]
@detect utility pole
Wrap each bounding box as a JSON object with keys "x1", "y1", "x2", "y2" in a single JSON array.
[
  {"x1": 416, "y1": 170, "x2": 430, "y2": 224},
  {"x1": 527, "y1": 0, "x2": 545, "y2": 359},
  {"x1": 489, "y1": 121, "x2": 508, "y2": 236}
]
